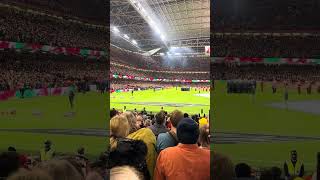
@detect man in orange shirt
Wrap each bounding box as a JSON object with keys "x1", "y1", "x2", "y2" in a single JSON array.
[{"x1": 154, "y1": 118, "x2": 210, "y2": 180}]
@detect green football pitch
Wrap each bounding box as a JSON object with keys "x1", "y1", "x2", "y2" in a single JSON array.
[
  {"x1": 0, "y1": 92, "x2": 108, "y2": 158},
  {"x1": 110, "y1": 88, "x2": 210, "y2": 115},
  {"x1": 212, "y1": 81, "x2": 320, "y2": 170}
]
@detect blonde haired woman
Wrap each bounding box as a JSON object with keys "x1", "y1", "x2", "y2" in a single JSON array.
[
  {"x1": 110, "y1": 115, "x2": 130, "y2": 150},
  {"x1": 123, "y1": 111, "x2": 138, "y2": 133}
]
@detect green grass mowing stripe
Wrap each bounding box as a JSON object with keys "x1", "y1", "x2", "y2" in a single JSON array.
[
  {"x1": 111, "y1": 88, "x2": 210, "y2": 114},
  {"x1": 0, "y1": 92, "x2": 108, "y2": 129},
  {"x1": 0, "y1": 92, "x2": 109, "y2": 153},
  {"x1": 212, "y1": 81, "x2": 320, "y2": 136},
  {"x1": 0, "y1": 132, "x2": 107, "y2": 157}
]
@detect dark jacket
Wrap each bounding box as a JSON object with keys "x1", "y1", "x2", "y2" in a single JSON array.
[
  {"x1": 148, "y1": 123, "x2": 168, "y2": 137},
  {"x1": 107, "y1": 138, "x2": 150, "y2": 180}
]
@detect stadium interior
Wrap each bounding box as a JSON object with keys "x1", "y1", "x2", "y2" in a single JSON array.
[
  {"x1": 212, "y1": 0, "x2": 320, "y2": 180},
  {"x1": 110, "y1": 0, "x2": 211, "y2": 179},
  {"x1": 110, "y1": 0, "x2": 210, "y2": 113}
]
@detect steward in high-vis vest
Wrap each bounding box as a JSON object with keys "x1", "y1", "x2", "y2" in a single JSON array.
[
  {"x1": 284, "y1": 150, "x2": 304, "y2": 178},
  {"x1": 40, "y1": 140, "x2": 55, "y2": 161}
]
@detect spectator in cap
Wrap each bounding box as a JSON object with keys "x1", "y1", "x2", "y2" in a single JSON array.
[{"x1": 154, "y1": 118, "x2": 210, "y2": 180}]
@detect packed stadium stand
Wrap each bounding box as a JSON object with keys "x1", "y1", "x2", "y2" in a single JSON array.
[
  {"x1": 0, "y1": 1, "x2": 108, "y2": 97},
  {"x1": 110, "y1": 46, "x2": 210, "y2": 90}
]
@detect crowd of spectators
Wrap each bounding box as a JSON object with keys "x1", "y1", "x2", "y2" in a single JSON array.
[
  {"x1": 0, "y1": 5, "x2": 107, "y2": 50},
  {"x1": 110, "y1": 46, "x2": 210, "y2": 71},
  {"x1": 110, "y1": 64, "x2": 209, "y2": 81},
  {"x1": 212, "y1": 35, "x2": 320, "y2": 58},
  {"x1": 214, "y1": 0, "x2": 320, "y2": 32},
  {"x1": 0, "y1": 142, "x2": 101, "y2": 179},
  {"x1": 0, "y1": 50, "x2": 107, "y2": 92},
  {"x1": 0, "y1": 140, "x2": 146, "y2": 180},
  {"x1": 211, "y1": 63, "x2": 320, "y2": 83},
  {"x1": 110, "y1": 80, "x2": 210, "y2": 91},
  {"x1": 110, "y1": 46, "x2": 210, "y2": 83},
  {"x1": 109, "y1": 108, "x2": 210, "y2": 180},
  {"x1": 2, "y1": 0, "x2": 107, "y2": 24}
]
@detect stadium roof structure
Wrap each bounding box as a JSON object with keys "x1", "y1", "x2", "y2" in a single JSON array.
[{"x1": 111, "y1": 0, "x2": 210, "y2": 55}]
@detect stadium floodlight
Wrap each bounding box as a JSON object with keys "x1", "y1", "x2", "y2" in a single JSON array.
[
  {"x1": 141, "y1": 8, "x2": 146, "y2": 14},
  {"x1": 150, "y1": 20, "x2": 155, "y2": 26},
  {"x1": 113, "y1": 26, "x2": 120, "y2": 33},
  {"x1": 132, "y1": 40, "x2": 137, "y2": 45},
  {"x1": 161, "y1": 35, "x2": 165, "y2": 41},
  {"x1": 124, "y1": 34, "x2": 130, "y2": 40},
  {"x1": 154, "y1": 27, "x2": 161, "y2": 34}
]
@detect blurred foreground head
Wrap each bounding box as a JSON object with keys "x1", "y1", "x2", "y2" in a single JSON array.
[
  {"x1": 212, "y1": 152, "x2": 235, "y2": 180},
  {"x1": 110, "y1": 166, "x2": 143, "y2": 180}
]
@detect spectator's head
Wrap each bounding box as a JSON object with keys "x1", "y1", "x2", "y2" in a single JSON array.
[
  {"x1": 60, "y1": 156, "x2": 86, "y2": 178},
  {"x1": 155, "y1": 111, "x2": 166, "y2": 125},
  {"x1": 183, "y1": 113, "x2": 189, "y2": 118},
  {"x1": 136, "y1": 115, "x2": 143, "y2": 129},
  {"x1": 110, "y1": 166, "x2": 143, "y2": 180},
  {"x1": 7, "y1": 147, "x2": 16, "y2": 152},
  {"x1": 77, "y1": 147, "x2": 85, "y2": 155},
  {"x1": 144, "y1": 119, "x2": 152, "y2": 127},
  {"x1": 44, "y1": 140, "x2": 52, "y2": 151},
  {"x1": 7, "y1": 168, "x2": 53, "y2": 180},
  {"x1": 0, "y1": 152, "x2": 20, "y2": 178},
  {"x1": 212, "y1": 152, "x2": 235, "y2": 180},
  {"x1": 198, "y1": 124, "x2": 210, "y2": 149},
  {"x1": 169, "y1": 110, "x2": 183, "y2": 128},
  {"x1": 37, "y1": 159, "x2": 83, "y2": 180},
  {"x1": 110, "y1": 115, "x2": 130, "y2": 150},
  {"x1": 177, "y1": 118, "x2": 199, "y2": 144},
  {"x1": 123, "y1": 111, "x2": 137, "y2": 134},
  {"x1": 110, "y1": 109, "x2": 118, "y2": 118},
  {"x1": 291, "y1": 150, "x2": 297, "y2": 162},
  {"x1": 108, "y1": 139, "x2": 148, "y2": 179},
  {"x1": 235, "y1": 163, "x2": 251, "y2": 178}
]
